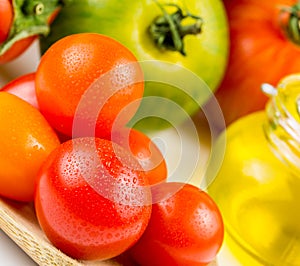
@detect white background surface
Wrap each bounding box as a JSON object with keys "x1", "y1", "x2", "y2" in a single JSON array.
[
  {"x1": 0, "y1": 40, "x2": 243, "y2": 266},
  {"x1": 0, "y1": 230, "x2": 37, "y2": 265}
]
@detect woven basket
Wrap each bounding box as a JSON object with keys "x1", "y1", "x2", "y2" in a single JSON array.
[{"x1": 0, "y1": 198, "x2": 132, "y2": 265}]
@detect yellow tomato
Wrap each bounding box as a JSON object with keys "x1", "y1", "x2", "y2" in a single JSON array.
[{"x1": 0, "y1": 92, "x2": 60, "y2": 202}]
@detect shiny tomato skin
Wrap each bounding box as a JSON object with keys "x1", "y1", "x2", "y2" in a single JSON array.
[
  {"x1": 34, "y1": 137, "x2": 152, "y2": 261},
  {"x1": 35, "y1": 33, "x2": 144, "y2": 138},
  {"x1": 129, "y1": 182, "x2": 224, "y2": 265},
  {"x1": 0, "y1": 92, "x2": 60, "y2": 202},
  {"x1": 1, "y1": 73, "x2": 71, "y2": 144},
  {"x1": 1, "y1": 72, "x2": 39, "y2": 108},
  {"x1": 0, "y1": 0, "x2": 13, "y2": 44},
  {"x1": 0, "y1": 73, "x2": 71, "y2": 143},
  {"x1": 109, "y1": 128, "x2": 167, "y2": 186},
  {"x1": 214, "y1": 0, "x2": 300, "y2": 127}
]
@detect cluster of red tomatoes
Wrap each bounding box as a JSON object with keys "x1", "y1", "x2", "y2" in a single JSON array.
[{"x1": 0, "y1": 33, "x2": 224, "y2": 265}]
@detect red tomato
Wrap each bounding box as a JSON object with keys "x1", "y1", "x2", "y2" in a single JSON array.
[
  {"x1": 213, "y1": 0, "x2": 300, "y2": 127},
  {"x1": 0, "y1": 36, "x2": 36, "y2": 64},
  {"x1": 34, "y1": 137, "x2": 152, "y2": 261},
  {"x1": 0, "y1": 6, "x2": 61, "y2": 63},
  {"x1": 1, "y1": 72, "x2": 38, "y2": 108},
  {"x1": 35, "y1": 33, "x2": 144, "y2": 138},
  {"x1": 109, "y1": 128, "x2": 167, "y2": 186},
  {"x1": 0, "y1": 92, "x2": 60, "y2": 202},
  {"x1": 0, "y1": 0, "x2": 13, "y2": 44},
  {"x1": 129, "y1": 182, "x2": 224, "y2": 266}
]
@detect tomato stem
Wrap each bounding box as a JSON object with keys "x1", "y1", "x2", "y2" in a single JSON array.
[
  {"x1": 149, "y1": 1, "x2": 203, "y2": 56},
  {"x1": 22, "y1": 1, "x2": 44, "y2": 15},
  {"x1": 279, "y1": 4, "x2": 300, "y2": 45},
  {"x1": 0, "y1": 0, "x2": 69, "y2": 56}
]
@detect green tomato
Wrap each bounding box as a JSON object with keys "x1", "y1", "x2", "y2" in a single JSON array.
[{"x1": 40, "y1": 0, "x2": 229, "y2": 132}]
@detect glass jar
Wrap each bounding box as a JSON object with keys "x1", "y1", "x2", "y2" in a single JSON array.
[{"x1": 207, "y1": 74, "x2": 300, "y2": 266}]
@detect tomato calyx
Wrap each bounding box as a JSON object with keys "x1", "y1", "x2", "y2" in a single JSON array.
[
  {"x1": 0, "y1": 0, "x2": 70, "y2": 56},
  {"x1": 279, "y1": 3, "x2": 300, "y2": 46},
  {"x1": 149, "y1": 1, "x2": 203, "y2": 56},
  {"x1": 22, "y1": 1, "x2": 45, "y2": 16}
]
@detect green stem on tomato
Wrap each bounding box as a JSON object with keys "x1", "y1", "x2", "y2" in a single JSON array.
[
  {"x1": 279, "y1": 3, "x2": 300, "y2": 45},
  {"x1": 22, "y1": 0, "x2": 44, "y2": 15},
  {"x1": 0, "y1": 0, "x2": 72, "y2": 56},
  {"x1": 149, "y1": 0, "x2": 203, "y2": 56}
]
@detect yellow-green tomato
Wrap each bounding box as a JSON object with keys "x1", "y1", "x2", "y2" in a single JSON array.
[
  {"x1": 0, "y1": 92, "x2": 60, "y2": 202},
  {"x1": 40, "y1": 0, "x2": 229, "y2": 131}
]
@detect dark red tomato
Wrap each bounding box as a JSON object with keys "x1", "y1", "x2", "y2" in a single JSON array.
[
  {"x1": 34, "y1": 137, "x2": 152, "y2": 261},
  {"x1": 0, "y1": 0, "x2": 13, "y2": 44},
  {"x1": 35, "y1": 33, "x2": 144, "y2": 138},
  {"x1": 109, "y1": 128, "x2": 167, "y2": 186},
  {"x1": 129, "y1": 182, "x2": 224, "y2": 266},
  {"x1": 1, "y1": 72, "x2": 38, "y2": 108}
]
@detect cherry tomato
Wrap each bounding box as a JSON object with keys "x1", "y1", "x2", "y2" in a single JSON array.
[
  {"x1": 0, "y1": 2, "x2": 62, "y2": 64},
  {"x1": 0, "y1": 0, "x2": 13, "y2": 44},
  {"x1": 129, "y1": 182, "x2": 224, "y2": 265},
  {"x1": 1, "y1": 72, "x2": 38, "y2": 108},
  {"x1": 1, "y1": 73, "x2": 72, "y2": 143},
  {"x1": 109, "y1": 128, "x2": 167, "y2": 186},
  {"x1": 34, "y1": 137, "x2": 152, "y2": 261},
  {"x1": 35, "y1": 33, "x2": 144, "y2": 138},
  {"x1": 0, "y1": 92, "x2": 60, "y2": 202}
]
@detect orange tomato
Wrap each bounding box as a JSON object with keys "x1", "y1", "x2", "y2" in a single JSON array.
[
  {"x1": 35, "y1": 33, "x2": 144, "y2": 138},
  {"x1": 0, "y1": 92, "x2": 60, "y2": 202}
]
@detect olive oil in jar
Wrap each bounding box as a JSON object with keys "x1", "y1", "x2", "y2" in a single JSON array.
[{"x1": 208, "y1": 74, "x2": 300, "y2": 266}]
